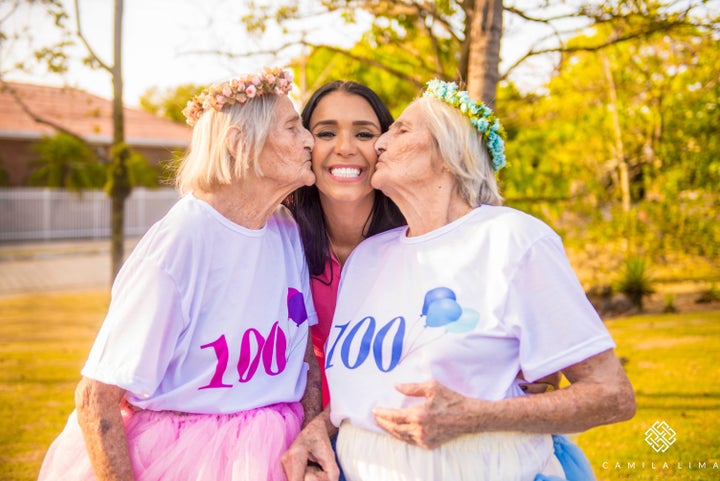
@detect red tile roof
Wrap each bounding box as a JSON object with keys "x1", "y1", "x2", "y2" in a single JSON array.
[{"x1": 0, "y1": 82, "x2": 190, "y2": 147}]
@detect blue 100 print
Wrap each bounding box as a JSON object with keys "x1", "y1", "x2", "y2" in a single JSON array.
[
  {"x1": 324, "y1": 287, "x2": 482, "y2": 374},
  {"x1": 325, "y1": 316, "x2": 406, "y2": 372}
]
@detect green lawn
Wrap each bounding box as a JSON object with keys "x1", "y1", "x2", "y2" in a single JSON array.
[
  {"x1": 0, "y1": 292, "x2": 109, "y2": 481},
  {"x1": 577, "y1": 311, "x2": 720, "y2": 480},
  {"x1": 1, "y1": 292, "x2": 718, "y2": 480}
]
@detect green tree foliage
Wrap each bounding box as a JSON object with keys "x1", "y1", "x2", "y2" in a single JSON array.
[
  {"x1": 242, "y1": 1, "x2": 461, "y2": 83},
  {"x1": 27, "y1": 133, "x2": 159, "y2": 190},
  {"x1": 139, "y1": 83, "x2": 205, "y2": 124},
  {"x1": 125, "y1": 151, "x2": 160, "y2": 188},
  {"x1": 652, "y1": 35, "x2": 720, "y2": 195},
  {"x1": 232, "y1": 1, "x2": 713, "y2": 102},
  {"x1": 499, "y1": 21, "x2": 720, "y2": 273},
  {"x1": 28, "y1": 132, "x2": 105, "y2": 191},
  {"x1": 297, "y1": 40, "x2": 437, "y2": 117}
]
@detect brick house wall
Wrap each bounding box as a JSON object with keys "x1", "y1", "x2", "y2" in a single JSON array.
[{"x1": 0, "y1": 82, "x2": 191, "y2": 186}]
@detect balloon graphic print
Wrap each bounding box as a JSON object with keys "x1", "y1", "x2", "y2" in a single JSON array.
[
  {"x1": 421, "y1": 287, "x2": 457, "y2": 316},
  {"x1": 287, "y1": 288, "x2": 308, "y2": 326},
  {"x1": 422, "y1": 287, "x2": 479, "y2": 332},
  {"x1": 445, "y1": 308, "x2": 480, "y2": 333},
  {"x1": 425, "y1": 298, "x2": 462, "y2": 327}
]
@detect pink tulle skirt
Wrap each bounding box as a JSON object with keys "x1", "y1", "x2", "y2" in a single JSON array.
[{"x1": 38, "y1": 402, "x2": 303, "y2": 481}]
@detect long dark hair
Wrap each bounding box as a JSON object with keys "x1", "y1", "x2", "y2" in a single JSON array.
[{"x1": 284, "y1": 81, "x2": 405, "y2": 277}]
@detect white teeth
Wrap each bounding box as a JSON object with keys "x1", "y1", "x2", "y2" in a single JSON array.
[{"x1": 330, "y1": 167, "x2": 361, "y2": 178}]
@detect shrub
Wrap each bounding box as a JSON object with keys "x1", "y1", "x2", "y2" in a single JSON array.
[
  {"x1": 662, "y1": 293, "x2": 677, "y2": 313},
  {"x1": 614, "y1": 257, "x2": 655, "y2": 310},
  {"x1": 696, "y1": 283, "x2": 720, "y2": 304}
]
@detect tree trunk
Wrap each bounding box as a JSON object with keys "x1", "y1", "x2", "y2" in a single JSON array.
[
  {"x1": 601, "y1": 53, "x2": 630, "y2": 213},
  {"x1": 464, "y1": 0, "x2": 503, "y2": 108},
  {"x1": 109, "y1": 0, "x2": 130, "y2": 279}
]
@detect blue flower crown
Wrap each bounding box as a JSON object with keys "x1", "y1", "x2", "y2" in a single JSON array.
[{"x1": 422, "y1": 79, "x2": 506, "y2": 172}]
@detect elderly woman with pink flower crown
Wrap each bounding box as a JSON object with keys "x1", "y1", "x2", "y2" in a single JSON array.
[
  {"x1": 282, "y1": 80, "x2": 635, "y2": 481},
  {"x1": 38, "y1": 67, "x2": 322, "y2": 481}
]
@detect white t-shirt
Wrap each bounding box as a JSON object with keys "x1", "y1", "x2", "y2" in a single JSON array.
[
  {"x1": 327, "y1": 205, "x2": 615, "y2": 432},
  {"x1": 82, "y1": 194, "x2": 317, "y2": 414}
]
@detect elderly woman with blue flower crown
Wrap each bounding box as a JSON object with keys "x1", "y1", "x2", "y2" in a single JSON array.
[
  {"x1": 38, "y1": 67, "x2": 323, "y2": 481},
  {"x1": 281, "y1": 80, "x2": 635, "y2": 481}
]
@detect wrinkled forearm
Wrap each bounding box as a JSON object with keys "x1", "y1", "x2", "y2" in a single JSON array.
[
  {"x1": 465, "y1": 350, "x2": 636, "y2": 435},
  {"x1": 374, "y1": 350, "x2": 635, "y2": 449},
  {"x1": 75, "y1": 377, "x2": 135, "y2": 481},
  {"x1": 314, "y1": 407, "x2": 338, "y2": 440},
  {"x1": 300, "y1": 333, "x2": 323, "y2": 427}
]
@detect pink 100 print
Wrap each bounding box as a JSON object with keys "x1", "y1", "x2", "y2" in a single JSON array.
[{"x1": 198, "y1": 288, "x2": 308, "y2": 389}]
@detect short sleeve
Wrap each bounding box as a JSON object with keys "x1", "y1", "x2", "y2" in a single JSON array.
[
  {"x1": 81, "y1": 257, "x2": 187, "y2": 398},
  {"x1": 503, "y1": 234, "x2": 616, "y2": 382}
]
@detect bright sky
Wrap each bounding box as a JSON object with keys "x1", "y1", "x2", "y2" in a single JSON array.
[{"x1": 2, "y1": 0, "x2": 554, "y2": 107}]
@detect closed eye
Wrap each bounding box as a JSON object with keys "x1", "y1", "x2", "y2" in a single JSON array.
[{"x1": 388, "y1": 121, "x2": 408, "y2": 135}]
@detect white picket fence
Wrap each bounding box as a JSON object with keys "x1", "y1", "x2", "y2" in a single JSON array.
[{"x1": 0, "y1": 188, "x2": 180, "y2": 242}]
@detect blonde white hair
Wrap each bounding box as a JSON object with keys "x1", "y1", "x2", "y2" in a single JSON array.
[
  {"x1": 414, "y1": 96, "x2": 502, "y2": 206},
  {"x1": 175, "y1": 95, "x2": 278, "y2": 194}
]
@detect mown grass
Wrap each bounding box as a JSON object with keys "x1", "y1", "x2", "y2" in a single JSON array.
[
  {"x1": 577, "y1": 311, "x2": 720, "y2": 480},
  {"x1": 0, "y1": 292, "x2": 109, "y2": 481},
  {"x1": 0, "y1": 292, "x2": 718, "y2": 480}
]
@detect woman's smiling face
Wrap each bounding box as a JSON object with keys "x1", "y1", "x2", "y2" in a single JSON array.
[{"x1": 308, "y1": 91, "x2": 383, "y2": 203}]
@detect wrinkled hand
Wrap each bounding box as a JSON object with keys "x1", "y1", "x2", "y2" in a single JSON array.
[
  {"x1": 281, "y1": 413, "x2": 340, "y2": 481},
  {"x1": 373, "y1": 380, "x2": 483, "y2": 450}
]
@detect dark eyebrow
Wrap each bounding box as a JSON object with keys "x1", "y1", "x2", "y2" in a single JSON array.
[
  {"x1": 310, "y1": 119, "x2": 337, "y2": 130},
  {"x1": 352, "y1": 120, "x2": 381, "y2": 130},
  {"x1": 311, "y1": 119, "x2": 381, "y2": 131}
]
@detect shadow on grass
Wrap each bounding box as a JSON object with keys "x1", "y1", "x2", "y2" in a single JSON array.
[{"x1": 635, "y1": 391, "x2": 720, "y2": 399}]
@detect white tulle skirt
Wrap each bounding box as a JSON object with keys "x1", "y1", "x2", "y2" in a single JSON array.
[
  {"x1": 38, "y1": 402, "x2": 303, "y2": 481},
  {"x1": 336, "y1": 422, "x2": 566, "y2": 481}
]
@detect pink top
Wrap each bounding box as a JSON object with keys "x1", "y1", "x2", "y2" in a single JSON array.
[{"x1": 310, "y1": 255, "x2": 341, "y2": 407}]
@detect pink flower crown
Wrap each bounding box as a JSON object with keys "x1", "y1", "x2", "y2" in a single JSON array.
[{"x1": 182, "y1": 67, "x2": 294, "y2": 126}]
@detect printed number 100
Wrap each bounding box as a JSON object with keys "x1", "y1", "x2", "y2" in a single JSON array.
[
  {"x1": 199, "y1": 321, "x2": 287, "y2": 389},
  {"x1": 325, "y1": 316, "x2": 405, "y2": 373}
]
